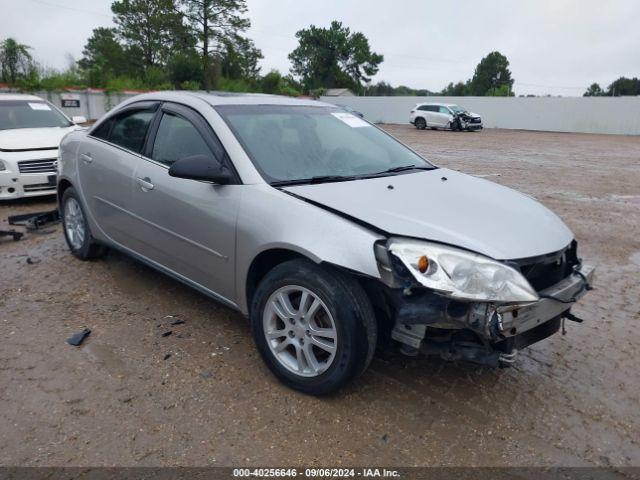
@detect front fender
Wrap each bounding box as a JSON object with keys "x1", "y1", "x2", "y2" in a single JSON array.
[{"x1": 235, "y1": 185, "x2": 386, "y2": 314}]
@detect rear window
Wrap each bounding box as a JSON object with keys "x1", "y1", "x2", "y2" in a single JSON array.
[{"x1": 0, "y1": 100, "x2": 71, "y2": 130}]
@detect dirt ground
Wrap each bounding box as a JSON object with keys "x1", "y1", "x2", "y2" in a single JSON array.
[{"x1": 1, "y1": 127, "x2": 639, "y2": 468}]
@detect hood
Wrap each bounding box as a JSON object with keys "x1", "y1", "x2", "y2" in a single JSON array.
[
  {"x1": 0, "y1": 126, "x2": 79, "y2": 151},
  {"x1": 284, "y1": 168, "x2": 573, "y2": 260}
]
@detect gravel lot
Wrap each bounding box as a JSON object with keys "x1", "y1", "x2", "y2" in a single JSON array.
[{"x1": 1, "y1": 127, "x2": 639, "y2": 468}]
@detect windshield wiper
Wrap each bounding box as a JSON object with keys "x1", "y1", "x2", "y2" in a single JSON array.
[
  {"x1": 373, "y1": 164, "x2": 437, "y2": 175},
  {"x1": 272, "y1": 175, "x2": 358, "y2": 187}
]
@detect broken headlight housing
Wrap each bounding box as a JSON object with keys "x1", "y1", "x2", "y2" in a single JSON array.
[{"x1": 387, "y1": 238, "x2": 539, "y2": 303}]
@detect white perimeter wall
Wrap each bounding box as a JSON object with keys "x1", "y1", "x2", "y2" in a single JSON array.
[
  {"x1": 34, "y1": 91, "x2": 140, "y2": 121},
  {"x1": 320, "y1": 95, "x2": 640, "y2": 135}
]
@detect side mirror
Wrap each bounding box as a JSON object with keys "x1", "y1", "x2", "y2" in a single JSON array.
[
  {"x1": 168, "y1": 154, "x2": 232, "y2": 185},
  {"x1": 71, "y1": 116, "x2": 87, "y2": 125}
]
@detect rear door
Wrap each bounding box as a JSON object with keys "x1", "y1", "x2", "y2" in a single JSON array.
[
  {"x1": 126, "y1": 102, "x2": 241, "y2": 303},
  {"x1": 78, "y1": 102, "x2": 158, "y2": 247}
]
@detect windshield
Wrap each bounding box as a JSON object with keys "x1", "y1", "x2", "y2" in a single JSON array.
[
  {"x1": 449, "y1": 105, "x2": 467, "y2": 114},
  {"x1": 216, "y1": 105, "x2": 435, "y2": 184},
  {"x1": 0, "y1": 100, "x2": 71, "y2": 130}
]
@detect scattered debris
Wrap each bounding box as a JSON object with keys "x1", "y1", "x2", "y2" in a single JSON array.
[
  {"x1": 163, "y1": 353, "x2": 172, "y2": 360},
  {"x1": 26, "y1": 257, "x2": 41, "y2": 265},
  {"x1": 0, "y1": 229, "x2": 23, "y2": 241},
  {"x1": 8, "y1": 209, "x2": 61, "y2": 232},
  {"x1": 161, "y1": 331, "x2": 172, "y2": 338},
  {"x1": 199, "y1": 371, "x2": 212, "y2": 379},
  {"x1": 475, "y1": 173, "x2": 502, "y2": 178},
  {"x1": 170, "y1": 319, "x2": 185, "y2": 326},
  {"x1": 66, "y1": 328, "x2": 91, "y2": 346}
]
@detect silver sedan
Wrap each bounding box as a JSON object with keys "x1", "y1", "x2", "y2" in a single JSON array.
[{"x1": 57, "y1": 92, "x2": 594, "y2": 394}]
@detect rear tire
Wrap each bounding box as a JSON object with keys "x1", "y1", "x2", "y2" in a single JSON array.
[
  {"x1": 414, "y1": 117, "x2": 426, "y2": 130},
  {"x1": 250, "y1": 259, "x2": 377, "y2": 395},
  {"x1": 61, "y1": 187, "x2": 106, "y2": 260}
]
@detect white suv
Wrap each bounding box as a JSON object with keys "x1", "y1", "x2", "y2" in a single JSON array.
[
  {"x1": 410, "y1": 103, "x2": 483, "y2": 132},
  {"x1": 0, "y1": 94, "x2": 85, "y2": 200}
]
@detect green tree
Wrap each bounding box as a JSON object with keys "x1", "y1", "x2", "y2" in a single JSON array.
[
  {"x1": 606, "y1": 77, "x2": 640, "y2": 96},
  {"x1": 259, "y1": 70, "x2": 301, "y2": 96},
  {"x1": 0, "y1": 38, "x2": 33, "y2": 84},
  {"x1": 111, "y1": 0, "x2": 187, "y2": 70},
  {"x1": 441, "y1": 81, "x2": 469, "y2": 96},
  {"x1": 469, "y1": 51, "x2": 513, "y2": 96},
  {"x1": 180, "y1": 0, "x2": 251, "y2": 90},
  {"x1": 288, "y1": 21, "x2": 383, "y2": 94},
  {"x1": 583, "y1": 82, "x2": 605, "y2": 97},
  {"x1": 167, "y1": 50, "x2": 203, "y2": 88},
  {"x1": 221, "y1": 35, "x2": 262, "y2": 81},
  {"x1": 367, "y1": 81, "x2": 395, "y2": 96},
  {"x1": 78, "y1": 28, "x2": 131, "y2": 87}
]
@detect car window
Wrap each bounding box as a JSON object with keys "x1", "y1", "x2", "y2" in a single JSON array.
[
  {"x1": 108, "y1": 109, "x2": 155, "y2": 153},
  {"x1": 417, "y1": 105, "x2": 428, "y2": 111},
  {"x1": 91, "y1": 118, "x2": 113, "y2": 141},
  {"x1": 151, "y1": 113, "x2": 213, "y2": 166},
  {"x1": 0, "y1": 100, "x2": 71, "y2": 130},
  {"x1": 216, "y1": 105, "x2": 434, "y2": 183},
  {"x1": 439, "y1": 106, "x2": 451, "y2": 114}
]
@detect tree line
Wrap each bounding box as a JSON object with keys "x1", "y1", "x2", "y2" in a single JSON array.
[
  {"x1": 2, "y1": 0, "x2": 626, "y2": 97},
  {"x1": 584, "y1": 78, "x2": 640, "y2": 97}
]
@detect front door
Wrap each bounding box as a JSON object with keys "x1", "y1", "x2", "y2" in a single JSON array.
[
  {"x1": 437, "y1": 106, "x2": 453, "y2": 127},
  {"x1": 77, "y1": 102, "x2": 158, "y2": 247},
  {"x1": 126, "y1": 103, "x2": 240, "y2": 303}
]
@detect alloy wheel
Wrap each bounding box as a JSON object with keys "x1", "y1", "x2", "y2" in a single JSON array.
[
  {"x1": 64, "y1": 197, "x2": 86, "y2": 250},
  {"x1": 263, "y1": 285, "x2": 338, "y2": 377}
]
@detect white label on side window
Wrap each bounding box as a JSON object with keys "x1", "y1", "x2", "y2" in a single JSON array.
[
  {"x1": 331, "y1": 111, "x2": 370, "y2": 128},
  {"x1": 28, "y1": 102, "x2": 51, "y2": 111}
]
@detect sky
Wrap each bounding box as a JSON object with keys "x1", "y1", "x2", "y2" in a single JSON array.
[{"x1": 1, "y1": 0, "x2": 639, "y2": 96}]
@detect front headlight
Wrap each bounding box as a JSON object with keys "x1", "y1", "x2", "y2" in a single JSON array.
[{"x1": 388, "y1": 238, "x2": 539, "y2": 303}]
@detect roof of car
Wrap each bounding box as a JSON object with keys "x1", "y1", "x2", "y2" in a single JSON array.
[
  {"x1": 416, "y1": 102, "x2": 459, "y2": 107},
  {"x1": 121, "y1": 91, "x2": 333, "y2": 108},
  {"x1": 0, "y1": 93, "x2": 46, "y2": 102}
]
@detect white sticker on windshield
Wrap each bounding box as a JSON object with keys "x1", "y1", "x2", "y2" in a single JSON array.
[
  {"x1": 28, "y1": 102, "x2": 51, "y2": 111},
  {"x1": 331, "y1": 111, "x2": 370, "y2": 128}
]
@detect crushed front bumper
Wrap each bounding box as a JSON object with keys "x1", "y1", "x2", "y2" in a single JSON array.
[
  {"x1": 496, "y1": 265, "x2": 595, "y2": 339},
  {"x1": 390, "y1": 265, "x2": 595, "y2": 365}
]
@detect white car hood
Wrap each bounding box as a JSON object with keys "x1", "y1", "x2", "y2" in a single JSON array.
[
  {"x1": 0, "y1": 126, "x2": 78, "y2": 150},
  {"x1": 284, "y1": 168, "x2": 573, "y2": 260}
]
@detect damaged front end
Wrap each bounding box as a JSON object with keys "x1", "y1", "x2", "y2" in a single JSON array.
[{"x1": 374, "y1": 239, "x2": 595, "y2": 367}]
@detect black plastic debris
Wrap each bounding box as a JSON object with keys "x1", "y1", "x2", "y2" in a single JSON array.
[
  {"x1": 163, "y1": 353, "x2": 172, "y2": 360},
  {"x1": 66, "y1": 328, "x2": 91, "y2": 346},
  {"x1": 26, "y1": 257, "x2": 41, "y2": 265},
  {"x1": 8, "y1": 209, "x2": 61, "y2": 232},
  {"x1": 0, "y1": 229, "x2": 24, "y2": 241},
  {"x1": 170, "y1": 319, "x2": 185, "y2": 326},
  {"x1": 161, "y1": 331, "x2": 173, "y2": 337}
]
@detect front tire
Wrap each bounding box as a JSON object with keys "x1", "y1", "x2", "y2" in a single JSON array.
[
  {"x1": 250, "y1": 259, "x2": 377, "y2": 395},
  {"x1": 61, "y1": 187, "x2": 106, "y2": 260},
  {"x1": 414, "y1": 117, "x2": 426, "y2": 130}
]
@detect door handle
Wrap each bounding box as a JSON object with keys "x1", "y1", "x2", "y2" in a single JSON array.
[
  {"x1": 136, "y1": 177, "x2": 154, "y2": 191},
  {"x1": 80, "y1": 153, "x2": 92, "y2": 164}
]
